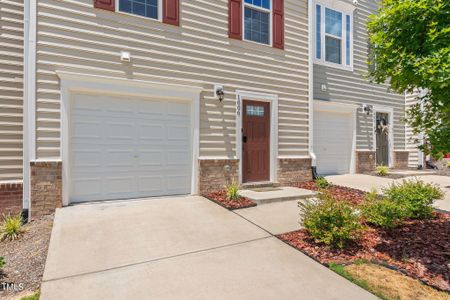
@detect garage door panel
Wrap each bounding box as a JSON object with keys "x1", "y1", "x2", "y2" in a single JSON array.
[{"x1": 70, "y1": 93, "x2": 192, "y2": 203}]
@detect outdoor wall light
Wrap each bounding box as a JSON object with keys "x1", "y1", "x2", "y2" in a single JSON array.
[
  {"x1": 362, "y1": 104, "x2": 373, "y2": 115},
  {"x1": 215, "y1": 85, "x2": 225, "y2": 102}
]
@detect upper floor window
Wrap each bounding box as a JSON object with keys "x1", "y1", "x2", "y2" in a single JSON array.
[
  {"x1": 315, "y1": 1, "x2": 354, "y2": 70},
  {"x1": 118, "y1": 0, "x2": 160, "y2": 20},
  {"x1": 244, "y1": 0, "x2": 271, "y2": 45}
]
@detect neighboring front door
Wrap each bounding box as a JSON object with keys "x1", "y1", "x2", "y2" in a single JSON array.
[
  {"x1": 242, "y1": 100, "x2": 270, "y2": 183},
  {"x1": 376, "y1": 112, "x2": 389, "y2": 166}
]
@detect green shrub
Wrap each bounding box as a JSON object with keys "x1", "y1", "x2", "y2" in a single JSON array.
[
  {"x1": 225, "y1": 182, "x2": 240, "y2": 200},
  {"x1": 0, "y1": 256, "x2": 5, "y2": 268},
  {"x1": 315, "y1": 177, "x2": 331, "y2": 189},
  {"x1": 1, "y1": 214, "x2": 24, "y2": 241},
  {"x1": 383, "y1": 179, "x2": 444, "y2": 219},
  {"x1": 21, "y1": 292, "x2": 40, "y2": 300},
  {"x1": 361, "y1": 197, "x2": 408, "y2": 229},
  {"x1": 376, "y1": 165, "x2": 389, "y2": 176},
  {"x1": 447, "y1": 161, "x2": 450, "y2": 168},
  {"x1": 300, "y1": 192, "x2": 364, "y2": 249}
]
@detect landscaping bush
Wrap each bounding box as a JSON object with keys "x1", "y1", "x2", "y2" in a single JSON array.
[
  {"x1": 1, "y1": 214, "x2": 24, "y2": 241},
  {"x1": 315, "y1": 177, "x2": 331, "y2": 189},
  {"x1": 0, "y1": 256, "x2": 5, "y2": 268},
  {"x1": 383, "y1": 179, "x2": 444, "y2": 219},
  {"x1": 300, "y1": 192, "x2": 364, "y2": 249},
  {"x1": 361, "y1": 197, "x2": 408, "y2": 229},
  {"x1": 225, "y1": 182, "x2": 240, "y2": 200},
  {"x1": 376, "y1": 165, "x2": 389, "y2": 176}
]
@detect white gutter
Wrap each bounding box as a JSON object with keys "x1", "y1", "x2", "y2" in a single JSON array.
[
  {"x1": 308, "y1": 0, "x2": 317, "y2": 167},
  {"x1": 23, "y1": 0, "x2": 37, "y2": 215}
]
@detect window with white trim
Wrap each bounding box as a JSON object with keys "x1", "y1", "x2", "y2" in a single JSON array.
[
  {"x1": 118, "y1": 0, "x2": 160, "y2": 20},
  {"x1": 315, "y1": 1, "x2": 354, "y2": 69},
  {"x1": 244, "y1": 0, "x2": 271, "y2": 45}
]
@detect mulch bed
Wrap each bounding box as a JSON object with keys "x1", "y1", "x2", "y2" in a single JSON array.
[
  {"x1": 277, "y1": 212, "x2": 450, "y2": 292},
  {"x1": 204, "y1": 190, "x2": 256, "y2": 210},
  {"x1": 0, "y1": 215, "x2": 54, "y2": 299},
  {"x1": 297, "y1": 181, "x2": 366, "y2": 205}
]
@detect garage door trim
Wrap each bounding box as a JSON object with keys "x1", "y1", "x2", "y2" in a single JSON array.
[
  {"x1": 313, "y1": 100, "x2": 357, "y2": 174},
  {"x1": 58, "y1": 71, "x2": 202, "y2": 206}
]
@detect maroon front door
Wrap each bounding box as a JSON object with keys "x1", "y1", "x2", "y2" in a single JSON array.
[{"x1": 242, "y1": 100, "x2": 270, "y2": 183}]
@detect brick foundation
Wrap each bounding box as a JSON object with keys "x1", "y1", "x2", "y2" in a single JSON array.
[
  {"x1": 0, "y1": 182, "x2": 23, "y2": 215},
  {"x1": 277, "y1": 158, "x2": 312, "y2": 186},
  {"x1": 30, "y1": 161, "x2": 62, "y2": 219},
  {"x1": 198, "y1": 159, "x2": 239, "y2": 194},
  {"x1": 356, "y1": 151, "x2": 376, "y2": 173},
  {"x1": 394, "y1": 151, "x2": 410, "y2": 169}
]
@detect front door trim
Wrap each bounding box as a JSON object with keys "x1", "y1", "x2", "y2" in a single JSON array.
[
  {"x1": 372, "y1": 105, "x2": 394, "y2": 167},
  {"x1": 236, "y1": 90, "x2": 278, "y2": 184}
]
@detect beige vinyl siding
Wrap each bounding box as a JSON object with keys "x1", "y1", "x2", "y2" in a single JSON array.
[
  {"x1": 313, "y1": 0, "x2": 406, "y2": 150},
  {"x1": 0, "y1": 0, "x2": 23, "y2": 181},
  {"x1": 405, "y1": 92, "x2": 421, "y2": 167},
  {"x1": 35, "y1": 0, "x2": 310, "y2": 159}
]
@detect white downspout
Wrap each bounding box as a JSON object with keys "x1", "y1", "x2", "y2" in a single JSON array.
[
  {"x1": 308, "y1": 0, "x2": 317, "y2": 167},
  {"x1": 23, "y1": 0, "x2": 37, "y2": 218}
]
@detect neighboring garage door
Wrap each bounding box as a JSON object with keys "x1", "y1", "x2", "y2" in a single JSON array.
[
  {"x1": 314, "y1": 110, "x2": 353, "y2": 175},
  {"x1": 70, "y1": 93, "x2": 192, "y2": 203}
]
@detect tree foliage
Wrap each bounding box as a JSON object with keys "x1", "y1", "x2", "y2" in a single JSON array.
[{"x1": 368, "y1": 0, "x2": 450, "y2": 157}]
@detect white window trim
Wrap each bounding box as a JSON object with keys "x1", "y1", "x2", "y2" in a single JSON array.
[
  {"x1": 115, "y1": 0, "x2": 163, "y2": 22},
  {"x1": 236, "y1": 90, "x2": 278, "y2": 184},
  {"x1": 372, "y1": 105, "x2": 395, "y2": 168},
  {"x1": 314, "y1": 0, "x2": 355, "y2": 71},
  {"x1": 56, "y1": 71, "x2": 201, "y2": 206},
  {"x1": 242, "y1": 0, "x2": 273, "y2": 46}
]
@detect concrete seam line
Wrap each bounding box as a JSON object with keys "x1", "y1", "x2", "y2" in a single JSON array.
[
  {"x1": 42, "y1": 236, "x2": 272, "y2": 283},
  {"x1": 231, "y1": 210, "x2": 275, "y2": 237}
]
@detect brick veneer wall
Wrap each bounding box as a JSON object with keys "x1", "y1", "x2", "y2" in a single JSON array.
[
  {"x1": 0, "y1": 182, "x2": 23, "y2": 215},
  {"x1": 356, "y1": 151, "x2": 376, "y2": 173},
  {"x1": 198, "y1": 159, "x2": 239, "y2": 194},
  {"x1": 394, "y1": 151, "x2": 410, "y2": 169},
  {"x1": 277, "y1": 158, "x2": 312, "y2": 185},
  {"x1": 30, "y1": 161, "x2": 62, "y2": 218}
]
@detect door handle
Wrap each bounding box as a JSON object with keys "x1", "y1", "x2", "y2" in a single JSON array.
[{"x1": 243, "y1": 136, "x2": 247, "y2": 143}]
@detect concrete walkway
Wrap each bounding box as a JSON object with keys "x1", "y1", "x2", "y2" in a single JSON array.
[
  {"x1": 40, "y1": 196, "x2": 376, "y2": 300},
  {"x1": 326, "y1": 174, "x2": 450, "y2": 212}
]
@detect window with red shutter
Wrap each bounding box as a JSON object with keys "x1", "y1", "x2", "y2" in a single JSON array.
[
  {"x1": 273, "y1": 0, "x2": 284, "y2": 49},
  {"x1": 229, "y1": 0, "x2": 242, "y2": 40},
  {"x1": 94, "y1": 0, "x2": 115, "y2": 11}
]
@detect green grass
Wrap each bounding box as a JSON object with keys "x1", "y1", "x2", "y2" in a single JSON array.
[
  {"x1": 21, "y1": 292, "x2": 40, "y2": 300},
  {"x1": 329, "y1": 263, "x2": 390, "y2": 300}
]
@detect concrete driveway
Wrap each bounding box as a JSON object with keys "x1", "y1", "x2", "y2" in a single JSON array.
[
  {"x1": 326, "y1": 174, "x2": 450, "y2": 212},
  {"x1": 40, "y1": 196, "x2": 376, "y2": 300}
]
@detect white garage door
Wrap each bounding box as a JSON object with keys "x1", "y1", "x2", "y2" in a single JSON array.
[
  {"x1": 314, "y1": 110, "x2": 353, "y2": 175},
  {"x1": 70, "y1": 93, "x2": 192, "y2": 203}
]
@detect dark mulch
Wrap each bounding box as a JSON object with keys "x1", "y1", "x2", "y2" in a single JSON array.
[
  {"x1": 204, "y1": 190, "x2": 256, "y2": 210},
  {"x1": 297, "y1": 181, "x2": 366, "y2": 205},
  {"x1": 0, "y1": 215, "x2": 54, "y2": 298},
  {"x1": 277, "y1": 212, "x2": 450, "y2": 292}
]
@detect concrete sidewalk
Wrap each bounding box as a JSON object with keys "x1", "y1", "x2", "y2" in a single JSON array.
[
  {"x1": 326, "y1": 174, "x2": 450, "y2": 212},
  {"x1": 40, "y1": 196, "x2": 376, "y2": 300}
]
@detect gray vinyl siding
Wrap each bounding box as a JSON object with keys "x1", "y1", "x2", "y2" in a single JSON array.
[
  {"x1": 313, "y1": 0, "x2": 406, "y2": 150},
  {"x1": 405, "y1": 92, "x2": 420, "y2": 167},
  {"x1": 35, "y1": 0, "x2": 310, "y2": 160},
  {"x1": 0, "y1": 0, "x2": 23, "y2": 181}
]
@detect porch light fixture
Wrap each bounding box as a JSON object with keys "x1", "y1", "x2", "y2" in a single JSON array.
[
  {"x1": 362, "y1": 104, "x2": 373, "y2": 115},
  {"x1": 215, "y1": 86, "x2": 225, "y2": 102}
]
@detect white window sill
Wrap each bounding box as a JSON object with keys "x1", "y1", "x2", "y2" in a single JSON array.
[{"x1": 314, "y1": 59, "x2": 353, "y2": 72}]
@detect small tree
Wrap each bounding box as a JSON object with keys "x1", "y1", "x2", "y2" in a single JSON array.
[{"x1": 367, "y1": 0, "x2": 450, "y2": 158}]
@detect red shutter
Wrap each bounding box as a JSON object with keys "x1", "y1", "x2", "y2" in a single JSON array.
[
  {"x1": 163, "y1": 0, "x2": 180, "y2": 26},
  {"x1": 94, "y1": 0, "x2": 114, "y2": 11},
  {"x1": 273, "y1": 0, "x2": 284, "y2": 49},
  {"x1": 229, "y1": 0, "x2": 242, "y2": 40}
]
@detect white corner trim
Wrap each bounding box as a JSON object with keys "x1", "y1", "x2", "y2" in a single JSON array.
[
  {"x1": 22, "y1": 0, "x2": 37, "y2": 212},
  {"x1": 312, "y1": 100, "x2": 357, "y2": 174},
  {"x1": 372, "y1": 105, "x2": 395, "y2": 168},
  {"x1": 235, "y1": 90, "x2": 278, "y2": 184},
  {"x1": 308, "y1": 0, "x2": 317, "y2": 167},
  {"x1": 58, "y1": 73, "x2": 202, "y2": 206}
]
